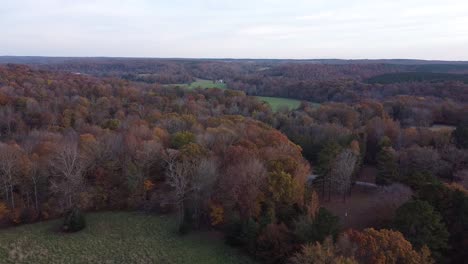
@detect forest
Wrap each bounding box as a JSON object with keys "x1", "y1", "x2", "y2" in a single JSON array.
[{"x1": 0, "y1": 59, "x2": 467, "y2": 264}]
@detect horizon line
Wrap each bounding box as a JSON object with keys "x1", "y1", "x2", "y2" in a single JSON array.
[{"x1": 2, "y1": 55, "x2": 468, "y2": 63}]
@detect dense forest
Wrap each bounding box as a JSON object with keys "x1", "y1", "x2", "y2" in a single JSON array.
[{"x1": 0, "y1": 59, "x2": 467, "y2": 264}]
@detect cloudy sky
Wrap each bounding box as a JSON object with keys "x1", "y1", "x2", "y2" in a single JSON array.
[{"x1": 1, "y1": 0, "x2": 468, "y2": 59}]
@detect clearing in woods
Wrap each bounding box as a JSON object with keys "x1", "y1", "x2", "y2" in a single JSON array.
[
  {"x1": 0, "y1": 212, "x2": 256, "y2": 264},
  {"x1": 169, "y1": 79, "x2": 319, "y2": 111}
]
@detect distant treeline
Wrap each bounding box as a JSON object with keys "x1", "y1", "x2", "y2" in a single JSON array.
[{"x1": 366, "y1": 72, "x2": 468, "y2": 84}]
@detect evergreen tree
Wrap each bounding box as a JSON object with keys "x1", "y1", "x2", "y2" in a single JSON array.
[
  {"x1": 394, "y1": 200, "x2": 449, "y2": 261},
  {"x1": 316, "y1": 141, "x2": 342, "y2": 198},
  {"x1": 453, "y1": 123, "x2": 468, "y2": 149},
  {"x1": 376, "y1": 146, "x2": 398, "y2": 185}
]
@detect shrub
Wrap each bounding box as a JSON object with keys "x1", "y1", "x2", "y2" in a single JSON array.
[{"x1": 62, "y1": 207, "x2": 86, "y2": 232}]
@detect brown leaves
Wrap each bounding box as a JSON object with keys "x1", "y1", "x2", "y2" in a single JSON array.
[{"x1": 341, "y1": 228, "x2": 434, "y2": 264}]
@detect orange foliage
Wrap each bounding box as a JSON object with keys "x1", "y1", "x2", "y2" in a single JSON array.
[
  {"x1": 444, "y1": 182, "x2": 468, "y2": 195},
  {"x1": 341, "y1": 228, "x2": 434, "y2": 264},
  {"x1": 0, "y1": 202, "x2": 9, "y2": 220},
  {"x1": 144, "y1": 179, "x2": 155, "y2": 191},
  {"x1": 79, "y1": 133, "x2": 97, "y2": 144},
  {"x1": 0, "y1": 92, "x2": 9, "y2": 105},
  {"x1": 209, "y1": 203, "x2": 224, "y2": 226},
  {"x1": 153, "y1": 127, "x2": 169, "y2": 145},
  {"x1": 10, "y1": 208, "x2": 22, "y2": 225},
  {"x1": 350, "y1": 140, "x2": 360, "y2": 155}
]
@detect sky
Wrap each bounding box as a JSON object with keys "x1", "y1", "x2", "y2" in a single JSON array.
[{"x1": 1, "y1": 0, "x2": 468, "y2": 60}]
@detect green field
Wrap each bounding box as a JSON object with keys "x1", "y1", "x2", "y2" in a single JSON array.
[
  {"x1": 188, "y1": 79, "x2": 227, "y2": 89},
  {"x1": 0, "y1": 212, "x2": 255, "y2": 264},
  {"x1": 168, "y1": 80, "x2": 316, "y2": 112},
  {"x1": 255, "y1": 96, "x2": 303, "y2": 111},
  {"x1": 169, "y1": 79, "x2": 227, "y2": 90}
]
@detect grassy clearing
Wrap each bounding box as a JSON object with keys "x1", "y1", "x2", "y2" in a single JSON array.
[
  {"x1": 167, "y1": 80, "x2": 318, "y2": 112},
  {"x1": 255, "y1": 96, "x2": 303, "y2": 112},
  {"x1": 188, "y1": 79, "x2": 227, "y2": 89},
  {"x1": 322, "y1": 167, "x2": 412, "y2": 229},
  {"x1": 256, "y1": 97, "x2": 321, "y2": 112},
  {"x1": 168, "y1": 79, "x2": 227, "y2": 90},
  {"x1": 0, "y1": 212, "x2": 255, "y2": 264},
  {"x1": 408, "y1": 124, "x2": 456, "y2": 132}
]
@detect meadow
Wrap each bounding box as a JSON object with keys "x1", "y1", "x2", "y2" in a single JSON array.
[
  {"x1": 188, "y1": 79, "x2": 227, "y2": 89},
  {"x1": 170, "y1": 80, "x2": 317, "y2": 111},
  {"x1": 0, "y1": 212, "x2": 256, "y2": 264},
  {"x1": 255, "y1": 96, "x2": 303, "y2": 111},
  {"x1": 169, "y1": 79, "x2": 227, "y2": 89}
]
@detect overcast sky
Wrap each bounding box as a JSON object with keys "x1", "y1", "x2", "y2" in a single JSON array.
[{"x1": 1, "y1": 0, "x2": 468, "y2": 60}]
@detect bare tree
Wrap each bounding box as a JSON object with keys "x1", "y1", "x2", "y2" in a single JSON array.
[
  {"x1": 330, "y1": 149, "x2": 358, "y2": 202},
  {"x1": 27, "y1": 154, "x2": 46, "y2": 212},
  {"x1": 191, "y1": 157, "x2": 218, "y2": 226},
  {"x1": 49, "y1": 141, "x2": 86, "y2": 210},
  {"x1": 136, "y1": 140, "x2": 163, "y2": 179},
  {"x1": 0, "y1": 143, "x2": 22, "y2": 209},
  {"x1": 163, "y1": 150, "x2": 195, "y2": 226}
]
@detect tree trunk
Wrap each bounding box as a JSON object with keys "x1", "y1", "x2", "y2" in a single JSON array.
[
  {"x1": 321, "y1": 177, "x2": 326, "y2": 198},
  {"x1": 10, "y1": 184, "x2": 15, "y2": 209},
  {"x1": 177, "y1": 204, "x2": 184, "y2": 228},
  {"x1": 33, "y1": 180, "x2": 39, "y2": 211},
  {"x1": 3, "y1": 181, "x2": 9, "y2": 205}
]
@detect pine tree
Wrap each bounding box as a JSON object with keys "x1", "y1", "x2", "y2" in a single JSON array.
[
  {"x1": 316, "y1": 141, "x2": 342, "y2": 199},
  {"x1": 376, "y1": 146, "x2": 398, "y2": 185},
  {"x1": 394, "y1": 200, "x2": 449, "y2": 261}
]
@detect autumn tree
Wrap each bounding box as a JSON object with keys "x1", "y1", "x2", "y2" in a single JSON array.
[
  {"x1": 220, "y1": 153, "x2": 267, "y2": 220},
  {"x1": 171, "y1": 131, "x2": 196, "y2": 149},
  {"x1": 340, "y1": 228, "x2": 434, "y2": 264},
  {"x1": 289, "y1": 237, "x2": 357, "y2": 264}
]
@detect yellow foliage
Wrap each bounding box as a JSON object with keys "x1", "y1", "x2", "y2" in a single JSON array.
[
  {"x1": 210, "y1": 203, "x2": 224, "y2": 226},
  {"x1": 153, "y1": 127, "x2": 169, "y2": 143}
]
